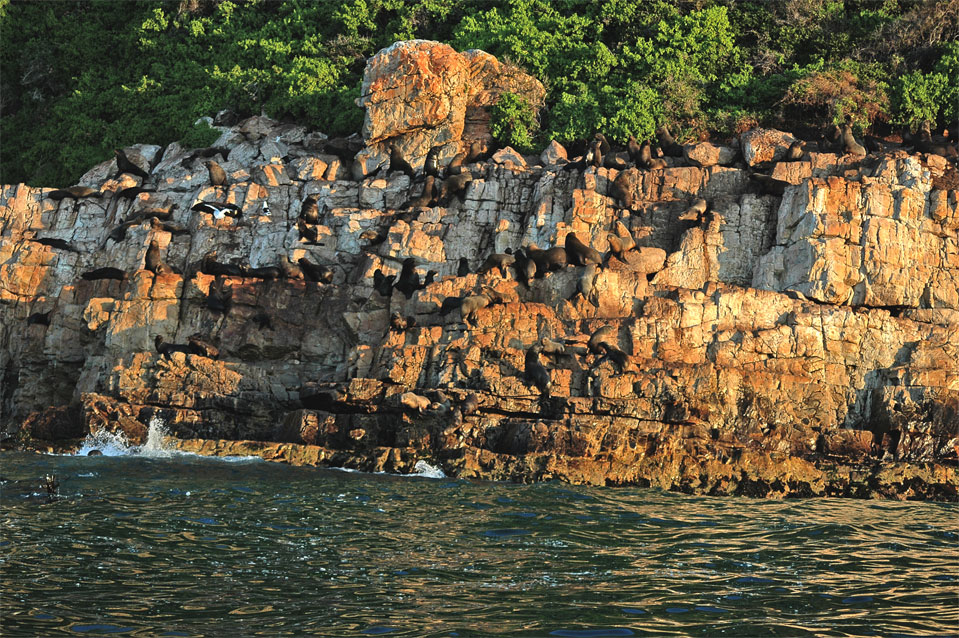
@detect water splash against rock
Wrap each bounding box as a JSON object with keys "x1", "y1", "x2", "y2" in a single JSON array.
[{"x1": 76, "y1": 417, "x2": 174, "y2": 458}]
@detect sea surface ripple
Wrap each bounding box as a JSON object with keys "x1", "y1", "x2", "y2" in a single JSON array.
[{"x1": 1, "y1": 451, "x2": 957, "y2": 637}]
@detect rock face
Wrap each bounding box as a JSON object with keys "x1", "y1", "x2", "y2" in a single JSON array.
[
  {"x1": 1, "y1": 45, "x2": 957, "y2": 500},
  {"x1": 353, "y1": 40, "x2": 545, "y2": 177}
]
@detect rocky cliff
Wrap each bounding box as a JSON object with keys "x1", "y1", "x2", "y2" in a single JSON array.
[{"x1": 2, "y1": 41, "x2": 957, "y2": 499}]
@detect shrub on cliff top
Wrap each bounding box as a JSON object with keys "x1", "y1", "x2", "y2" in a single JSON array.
[{"x1": 1, "y1": 0, "x2": 954, "y2": 187}]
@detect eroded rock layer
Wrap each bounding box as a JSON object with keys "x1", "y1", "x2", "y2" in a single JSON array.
[{"x1": 1, "y1": 46, "x2": 956, "y2": 500}]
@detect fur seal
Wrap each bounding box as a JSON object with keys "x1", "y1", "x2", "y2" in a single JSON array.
[
  {"x1": 297, "y1": 218, "x2": 323, "y2": 244},
  {"x1": 596, "y1": 341, "x2": 628, "y2": 372},
  {"x1": 465, "y1": 140, "x2": 488, "y2": 164},
  {"x1": 656, "y1": 125, "x2": 684, "y2": 157},
  {"x1": 611, "y1": 170, "x2": 635, "y2": 209},
  {"x1": 460, "y1": 293, "x2": 491, "y2": 326},
  {"x1": 27, "y1": 310, "x2": 51, "y2": 325},
  {"x1": 605, "y1": 221, "x2": 637, "y2": 265},
  {"x1": 524, "y1": 345, "x2": 551, "y2": 396},
  {"x1": 298, "y1": 258, "x2": 334, "y2": 283},
  {"x1": 423, "y1": 145, "x2": 443, "y2": 178},
  {"x1": 841, "y1": 123, "x2": 866, "y2": 157},
  {"x1": 115, "y1": 148, "x2": 150, "y2": 179},
  {"x1": 82, "y1": 267, "x2": 127, "y2": 281},
  {"x1": 627, "y1": 135, "x2": 643, "y2": 165},
  {"x1": 117, "y1": 185, "x2": 157, "y2": 199},
  {"x1": 785, "y1": 141, "x2": 804, "y2": 161},
  {"x1": 251, "y1": 311, "x2": 273, "y2": 330},
  {"x1": 461, "y1": 392, "x2": 479, "y2": 416},
  {"x1": 389, "y1": 312, "x2": 416, "y2": 332},
  {"x1": 477, "y1": 253, "x2": 516, "y2": 278},
  {"x1": 206, "y1": 160, "x2": 228, "y2": 186},
  {"x1": 457, "y1": 257, "x2": 470, "y2": 277},
  {"x1": 359, "y1": 228, "x2": 387, "y2": 246},
  {"x1": 400, "y1": 392, "x2": 431, "y2": 414},
  {"x1": 565, "y1": 233, "x2": 602, "y2": 266},
  {"x1": 589, "y1": 140, "x2": 604, "y2": 168},
  {"x1": 154, "y1": 335, "x2": 190, "y2": 359},
  {"x1": 401, "y1": 175, "x2": 437, "y2": 209},
  {"x1": 445, "y1": 149, "x2": 468, "y2": 176},
  {"x1": 300, "y1": 195, "x2": 320, "y2": 224},
  {"x1": 588, "y1": 325, "x2": 618, "y2": 354},
  {"x1": 682, "y1": 198, "x2": 708, "y2": 219},
  {"x1": 594, "y1": 133, "x2": 611, "y2": 156},
  {"x1": 573, "y1": 263, "x2": 598, "y2": 306},
  {"x1": 639, "y1": 140, "x2": 668, "y2": 169},
  {"x1": 200, "y1": 252, "x2": 243, "y2": 277},
  {"x1": 373, "y1": 269, "x2": 395, "y2": 297},
  {"x1": 206, "y1": 278, "x2": 232, "y2": 314},
  {"x1": 280, "y1": 256, "x2": 304, "y2": 280},
  {"x1": 47, "y1": 186, "x2": 101, "y2": 201},
  {"x1": 388, "y1": 143, "x2": 416, "y2": 179},
  {"x1": 917, "y1": 120, "x2": 958, "y2": 157},
  {"x1": 437, "y1": 172, "x2": 473, "y2": 206},
  {"x1": 525, "y1": 244, "x2": 568, "y2": 277},
  {"x1": 144, "y1": 240, "x2": 162, "y2": 273},
  {"x1": 394, "y1": 258, "x2": 422, "y2": 298},
  {"x1": 187, "y1": 335, "x2": 219, "y2": 359},
  {"x1": 30, "y1": 237, "x2": 80, "y2": 252}
]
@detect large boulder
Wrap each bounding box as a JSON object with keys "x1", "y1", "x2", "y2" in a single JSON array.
[{"x1": 354, "y1": 40, "x2": 545, "y2": 177}]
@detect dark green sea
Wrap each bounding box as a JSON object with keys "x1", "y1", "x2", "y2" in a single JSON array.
[{"x1": 1, "y1": 438, "x2": 957, "y2": 637}]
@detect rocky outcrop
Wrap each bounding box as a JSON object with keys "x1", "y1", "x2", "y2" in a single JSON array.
[
  {"x1": 353, "y1": 40, "x2": 545, "y2": 177},
  {"x1": 1, "y1": 44, "x2": 956, "y2": 500}
]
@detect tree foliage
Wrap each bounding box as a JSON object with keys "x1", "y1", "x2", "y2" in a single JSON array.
[{"x1": 1, "y1": 0, "x2": 956, "y2": 186}]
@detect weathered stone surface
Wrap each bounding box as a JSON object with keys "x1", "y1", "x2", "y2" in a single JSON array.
[
  {"x1": 1, "y1": 63, "x2": 956, "y2": 500},
  {"x1": 683, "y1": 142, "x2": 737, "y2": 167},
  {"x1": 741, "y1": 128, "x2": 799, "y2": 166},
  {"x1": 540, "y1": 140, "x2": 568, "y2": 166},
  {"x1": 354, "y1": 40, "x2": 545, "y2": 171}
]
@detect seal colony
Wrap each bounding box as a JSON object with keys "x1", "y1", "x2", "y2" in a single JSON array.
[{"x1": 5, "y1": 91, "x2": 957, "y2": 496}]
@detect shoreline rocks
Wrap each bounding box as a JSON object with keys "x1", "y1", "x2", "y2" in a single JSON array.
[{"x1": 1, "y1": 42, "x2": 957, "y2": 501}]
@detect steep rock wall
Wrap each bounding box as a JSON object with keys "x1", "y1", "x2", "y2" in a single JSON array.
[{"x1": 1, "y1": 43, "x2": 956, "y2": 499}]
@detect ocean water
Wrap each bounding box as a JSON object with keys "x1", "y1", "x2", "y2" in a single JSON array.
[{"x1": 1, "y1": 431, "x2": 957, "y2": 637}]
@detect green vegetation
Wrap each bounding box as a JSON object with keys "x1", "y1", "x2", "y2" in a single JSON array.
[{"x1": 2, "y1": 0, "x2": 956, "y2": 186}]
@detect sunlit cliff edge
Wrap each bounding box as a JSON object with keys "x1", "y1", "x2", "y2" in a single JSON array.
[{"x1": 2, "y1": 41, "x2": 957, "y2": 499}]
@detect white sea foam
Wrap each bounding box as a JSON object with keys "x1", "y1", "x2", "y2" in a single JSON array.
[
  {"x1": 411, "y1": 460, "x2": 446, "y2": 479},
  {"x1": 75, "y1": 416, "x2": 176, "y2": 457}
]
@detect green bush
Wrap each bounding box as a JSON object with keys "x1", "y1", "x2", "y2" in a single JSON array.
[
  {"x1": 0, "y1": 0, "x2": 951, "y2": 187},
  {"x1": 180, "y1": 120, "x2": 223, "y2": 149},
  {"x1": 489, "y1": 92, "x2": 539, "y2": 153}
]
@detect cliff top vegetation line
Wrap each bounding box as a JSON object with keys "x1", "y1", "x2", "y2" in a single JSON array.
[{"x1": 1, "y1": 0, "x2": 957, "y2": 187}]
